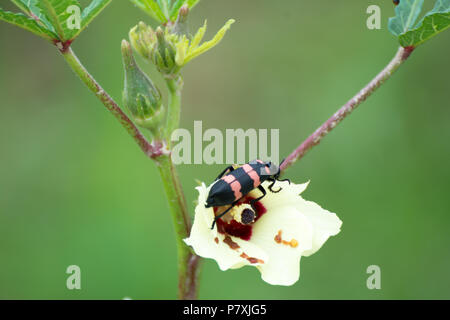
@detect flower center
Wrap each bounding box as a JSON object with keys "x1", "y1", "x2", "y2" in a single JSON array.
[
  {"x1": 241, "y1": 208, "x2": 255, "y2": 225},
  {"x1": 214, "y1": 196, "x2": 267, "y2": 241}
]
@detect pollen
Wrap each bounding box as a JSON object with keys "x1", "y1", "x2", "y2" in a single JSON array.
[
  {"x1": 240, "y1": 253, "x2": 264, "y2": 264},
  {"x1": 274, "y1": 230, "x2": 282, "y2": 244},
  {"x1": 289, "y1": 239, "x2": 298, "y2": 248},
  {"x1": 223, "y1": 235, "x2": 240, "y2": 250},
  {"x1": 274, "y1": 230, "x2": 298, "y2": 248}
]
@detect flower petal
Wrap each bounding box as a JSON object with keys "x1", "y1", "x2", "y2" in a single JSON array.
[
  {"x1": 250, "y1": 206, "x2": 314, "y2": 285},
  {"x1": 295, "y1": 198, "x2": 342, "y2": 257},
  {"x1": 184, "y1": 207, "x2": 241, "y2": 270},
  {"x1": 257, "y1": 255, "x2": 302, "y2": 286},
  {"x1": 252, "y1": 181, "x2": 309, "y2": 211},
  {"x1": 185, "y1": 179, "x2": 342, "y2": 285}
]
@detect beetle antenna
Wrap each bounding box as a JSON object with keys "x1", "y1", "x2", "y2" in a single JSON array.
[{"x1": 274, "y1": 159, "x2": 290, "y2": 184}]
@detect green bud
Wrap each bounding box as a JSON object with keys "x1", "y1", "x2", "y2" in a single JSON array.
[
  {"x1": 128, "y1": 14, "x2": 235, "y2": 76},
  {"x1": 154, "y1": 27, "x2": 178, "y2": 74},
  {"x1": 129, "y1": 22, "x2": 155, "y2": 60},
  {"x1": 121, "y1": 40, "x2": 164, "y2": 134},
  {"x1": 129, "y1": 22, "x2": 180, "y2": 76}
]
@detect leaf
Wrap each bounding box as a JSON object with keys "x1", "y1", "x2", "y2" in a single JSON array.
[
  {"x1": 389, "y1": 0, "x2": 450, "y2": 47},
  {"x1": 10, "y1": 0, "x2": 30, "y2": 13},
  {"x1": 0, "y1": 7, "x2": 56, "y2": 40},
  {"x1": 186, "y1": 0, "x2": 200, "y2": 10},
  {"x1": 398, "y1": 0, "x2": 450, "y2": 47},
  {"x1": 184, "y1": 19, "x2": 235, "y2": 64},
  {"x1": 130, "y1": 0, "x2": 167, "y2": 23},
  {"x1": 129, "y1": 0, "x2": 159, "y2": 22},
  {"x1": 11, "y1": 0, "x2": 56, "y2": 32},
  {"x1": 70, "y1": 0, "x2": 112, "y2": 39},
  {"x1": 2, "y1": 0, "x2": 111, "y2": 45},
  {"x1": 169, "y1": 0, "x2": 186, "y2": 21},
  {"x1": 36, "y1": 0, "x2": 81, "y2": 41},
  {"x1": 157, "y1": 0, "x2": 169, "y2": 18},
  {"x1": 389, "y1": 0, "x2": 424, "y2": 36}
]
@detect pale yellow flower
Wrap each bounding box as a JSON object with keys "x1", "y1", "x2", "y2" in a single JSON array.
[{"x1": 184, "y1": 180, "x2": 342, "y2": 286}]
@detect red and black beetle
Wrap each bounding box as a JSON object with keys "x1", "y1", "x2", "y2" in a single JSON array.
[{"x1": 206, "y1": 159, "x2": 289, "y2": 229}]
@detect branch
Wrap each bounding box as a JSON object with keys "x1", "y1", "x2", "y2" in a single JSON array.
[
  {"x1": 60, "y1": 47, "x2": 163, "y2": 159},
  {"x1": 61, "y1": 46, "x2": 200, "y2": 299},
  {"x1": 281, "y1": 46, "x2": 414, "y2": 172}
]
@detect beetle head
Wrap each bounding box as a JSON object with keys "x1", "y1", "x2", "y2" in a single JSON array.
[{"x1": 264, "y1": 161, "x2": 280, "y2": 177}]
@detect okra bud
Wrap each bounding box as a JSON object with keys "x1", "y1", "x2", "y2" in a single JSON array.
[{"x1": 121, "y1": 40, "x2": 164, "y2": 134}]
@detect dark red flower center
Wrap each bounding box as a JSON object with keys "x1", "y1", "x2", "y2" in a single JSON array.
[{"x1": 214, "y1": 196, "x2": 267, "y2": 241}]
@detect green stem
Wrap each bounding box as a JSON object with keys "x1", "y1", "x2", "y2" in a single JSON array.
[
  {"x1": 165, "y1": 76, "x2": 183, "y2": 145},
  {"x1": 160, "y1": 75, "x2": 201, "y2": 299},
  {"x1": 61, "y1": 47, "x2": 161, "y2": 158},
  {"x1": 156, "y1": 155, "x2": 200, "y2": 299},
  {"x1": 61, "y1": 47, "x2": 200, "y2": 299}
]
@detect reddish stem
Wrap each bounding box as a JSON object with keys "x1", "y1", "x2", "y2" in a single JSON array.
[
  {"x1": 281, "y1": 46, "x2": 414, "y2": 172},
  {"x1": 61, "y1": 47, "x2": 164, "y2": 159}
]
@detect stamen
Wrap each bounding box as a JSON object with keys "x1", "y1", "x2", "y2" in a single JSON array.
[{"x1": 274, "y1": 230, "x2": 299, "y2": 248}]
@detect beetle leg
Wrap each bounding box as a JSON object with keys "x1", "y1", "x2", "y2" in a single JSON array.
[
  {"x1": 250, "y1": 185, "x2": 267, "y2": 211},
  {"x1": 211, "y1": 200, "x2": 239, "y2": 229},
  {"x1": 214, "y1": 165, "x2": 235, "y2": 181},
  {"x1": 268, "y1": 179, "x2": 282, "y2": 193}
]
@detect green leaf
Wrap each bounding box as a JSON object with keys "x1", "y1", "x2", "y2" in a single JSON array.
[
  {"x1": 0, "y1": 7, "x2": 56, "y2": 40},
  {"x1": 11, "y1": 0, "x2": 56, "y2": 32},
  {"x1": 157, "y1": 0, "x2": 170, "y2": 18},
  {"x1": 130, "y1": 0, "x2": 167, "y2": 23},
  {"x1": 2, "y1": 0, "x2": 111, "y2": 45},
  {"x1": 70, "y1": 0, "x2": 111, "y2": 39},
  {"x1": 129, "y1": 0, "x2": 153, "y2": 18},
  {"x1": 36, "y1": 0, "x2": 81, "y2": 41},
  {"x1": 389, "y1": 0, "x2": 424, "y2": 36},
  {"x1": 169, "y1": 0, "x2": 186, "y2": 21},
  {"x1": 10, "y1": 0, "x2": 30, "y2": 13},
  {"x1": 186, "y1": 0, "x2": 200, "y2": 9},
  {"x1": 398, "y1": 0, "x2": 450, "y2": 47}
]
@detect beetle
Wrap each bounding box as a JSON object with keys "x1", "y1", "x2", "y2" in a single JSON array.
[
  {"x1": 393, "y1": 0, "x2": 400, "y2": 5},
  {"x1": 206, "y1": 159, "x2": 289, "y2": 229}
]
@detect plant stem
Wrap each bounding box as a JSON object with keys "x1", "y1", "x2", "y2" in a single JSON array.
[
  {"x1": 61, "y1": 47, "x2": 200, "y2": 298},
  {"x1": 156, "y1": 155, "x2": 201, "y2": 299},
  {"x1": 165, "y1": 76, "x2": 183, "y2": 145},
  {"x1": 281, "y1": 46, "x2": 414, "y2": 172},
  {"x1": 161, "y1": 75, "x2": 201, "y2": 299},
  {"x1": 60, "y1": 47, "x2": 163, "y2": 158}
]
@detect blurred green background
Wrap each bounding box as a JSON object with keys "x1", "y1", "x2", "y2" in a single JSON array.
[{"x1": 0, "y1": 0, "x2": 449, "y2": 299}]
